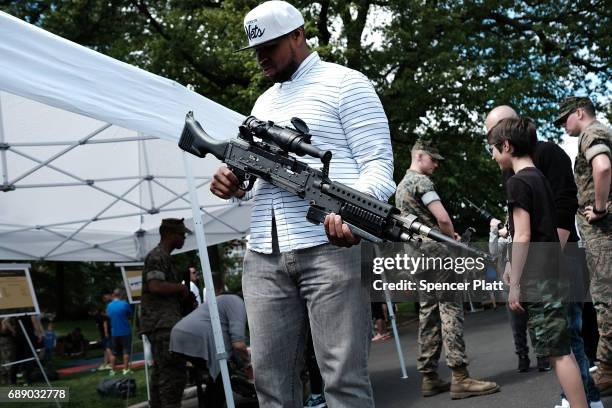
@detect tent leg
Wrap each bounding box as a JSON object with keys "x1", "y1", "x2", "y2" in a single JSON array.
[
  {"x1": 182, "y1": 152, "x2": 235, "y2": 408},
  {"x1": 381, "y1": 273, "x2": 409, "y2": 379},
  {"x1": 372, "y1": 245, "x2": 408, "y2": 379},
  {"x1": 0, "y1": 95, "x2": 9, "y2": 186},
  {"x1": 142, "y1": 334, "x2": 151, "y2": 403}
]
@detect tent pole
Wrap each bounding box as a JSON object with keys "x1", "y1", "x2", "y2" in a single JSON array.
[
  {"x1": 182, "y1": 151, "x2": 235, "y2": 407},
  {"x1": 0, "y1": 94, "x2": 8, "y2": 186},
  {"x1": 381, "y1": 271, "x2": 409, "y2": 379},
  {"x1": 142, "y1": 334, "x2": 151, "y2": 402},
  {"x1": 373, "y1": 245, "x2": 409, "y2": 379}
]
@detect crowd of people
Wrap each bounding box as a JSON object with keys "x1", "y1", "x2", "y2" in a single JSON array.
[
  {"x1": 2, "y1": 2, "x2": 608, "y2": 408},
  {"x1": 137, "y1": 2, "x2": 611, "y2": 408}
]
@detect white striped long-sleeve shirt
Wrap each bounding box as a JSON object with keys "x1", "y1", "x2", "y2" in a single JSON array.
[{"x1": 244, "y1": 52, "x2": 395, "y2": 253}]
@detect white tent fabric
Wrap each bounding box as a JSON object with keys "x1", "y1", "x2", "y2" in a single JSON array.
[{"x1": 0, "y1": 11, "x2": 251, "y2": 261}]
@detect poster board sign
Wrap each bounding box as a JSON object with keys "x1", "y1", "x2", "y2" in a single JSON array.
[
  {"x1": 0, "y1": 264, "x2": 40, "y2": 318},
  {"x1": 117, "y1": 262, "x2": 143, "y2": 304}
]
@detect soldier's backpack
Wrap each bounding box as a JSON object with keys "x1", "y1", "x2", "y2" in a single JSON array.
[{"x1": 96, "y1": 377, "x2": 136, "y2": 399}]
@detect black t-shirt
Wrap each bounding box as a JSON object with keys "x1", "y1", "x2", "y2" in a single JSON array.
[
  {"x1": 94, "y1": 313, "x2": 109, "y2": 339},
  {"x1": 507, "y1": 167, "x2": 559, "y2": 243},
  {"x1": 17, "y1": 316, "x2": 36, "y2": 343},
  {"x1": 507, "y1": 167, "x2": 560, "y2": 280},
  {"x1": 502, "y1": 141, "x2": 579, "y2": 243}
]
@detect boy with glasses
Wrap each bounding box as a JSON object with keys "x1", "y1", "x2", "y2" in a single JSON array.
[{"x1": 488, "y1": 117, "x2": 588, "y2": 408}]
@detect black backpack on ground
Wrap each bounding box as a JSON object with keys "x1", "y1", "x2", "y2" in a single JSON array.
[{"x1": 96, "y1": 377, "x2": 136, "y2": 399}]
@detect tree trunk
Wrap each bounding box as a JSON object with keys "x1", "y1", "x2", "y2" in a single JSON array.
[{"x1": 55, "y1": 263, "x2": 65, "y2": 320}]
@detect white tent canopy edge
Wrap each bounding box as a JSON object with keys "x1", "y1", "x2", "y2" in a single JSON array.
[
  {"x1": 0, "y1": 11, "x2": 247, "y2": 407},
  {"x1": 0, "y1": 11, "x2": 251, "y2": 262}
]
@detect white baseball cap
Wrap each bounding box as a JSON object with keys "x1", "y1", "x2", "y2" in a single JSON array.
[{"x1": 237, "y1": 1, "x2": 304, "y2": 52}]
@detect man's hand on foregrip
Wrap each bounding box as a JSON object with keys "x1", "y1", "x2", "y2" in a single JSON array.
[{"x1": 324, "y1": 213, "x2": 361, "y2": 248}]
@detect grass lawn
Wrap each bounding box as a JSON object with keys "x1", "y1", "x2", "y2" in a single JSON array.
[
  {"x1": 394, "y1": 302, "x2": 418, "y2": 324},
  {"x1": 4, "y1": 305, "x2": 417, "y2": 408},
  {"x1": 4, "y1": 367, "x2": 148, "y2": 408},
  {"x1": 53, "y1": 319, "x2": 99, "y2": 341},
  {"x1": 51, "y1": 319, "x2": 144, "y2": 366}
]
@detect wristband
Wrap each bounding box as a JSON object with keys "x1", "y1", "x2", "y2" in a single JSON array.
[{"x1": 593, "y1": 207, "x2": 607, "y2": 215}]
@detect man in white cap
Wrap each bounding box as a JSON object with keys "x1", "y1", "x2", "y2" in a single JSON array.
[{"x1": 210, "y1": 1, "x2": 395, "y2": 407}]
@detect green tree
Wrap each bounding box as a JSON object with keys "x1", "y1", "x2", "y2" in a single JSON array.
[
  {"x1": 2, "y1": 0, "x2": 610, "y2": 235},
  {"x1": 30, "y1": 261, "x2": 121, "y2": 320}
]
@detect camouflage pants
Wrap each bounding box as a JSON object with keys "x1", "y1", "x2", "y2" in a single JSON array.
[
  {"x1": 523, "y1": 301, "x2": 570, "y2": 357},
  {"x1": 417, "y1": 301, "x2": 468, "y2": 373},
  {"x1": 577, "y1": 214, "x2": 612, "y2": 364},
  {"x1": 148, "y1": 329, "x2": 187, "y2": 408},
  {"x1": 0, "y1": 336, "x2": 16, "y2": 385}
]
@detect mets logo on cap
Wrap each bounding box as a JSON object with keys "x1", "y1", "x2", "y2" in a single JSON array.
[{"x1": 237, "y1": 1, "x2": 305, "y2": 52}]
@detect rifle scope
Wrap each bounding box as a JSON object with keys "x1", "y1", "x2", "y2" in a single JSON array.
[{"x1": 244, "y1": 116, "x2": 332, "y2": 164}]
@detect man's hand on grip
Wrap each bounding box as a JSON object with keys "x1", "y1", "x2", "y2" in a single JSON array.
[{"x1": 210, "y1": 166, "x2": 244, "y2": 199}]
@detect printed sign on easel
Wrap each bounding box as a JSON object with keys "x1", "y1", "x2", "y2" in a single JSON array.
[
  {"x1": 117, "y1": 262, "x2": 144, "y2": 304},
  {"x1": 0, "y1": 264, "x2": 40, "y2": 318}
]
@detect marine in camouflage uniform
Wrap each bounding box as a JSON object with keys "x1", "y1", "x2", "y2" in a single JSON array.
[
  {"x1": 141, "y1": 219, "x2": 191, "y2": 408},
  {"x1": 556, "y1": 96, "x2": 612, "y2": 395},
  {"x1": 396, "y1": 139, "x2": 499, "y2": 399},
  {"x1": 0, "y1": 318, "x2": 17, "y2": 385}
]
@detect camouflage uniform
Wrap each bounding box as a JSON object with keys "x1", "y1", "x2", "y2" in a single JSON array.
[
  {"x1": 396, "y1": 169, "x2": 439, "y2": 231},
  {"x1": 518, "y1": 274, "x2": 571, "y2": 358},
  {"x1": 141, "y1": 244, "x2": 187, "y2": 408},
  {"x1": 396, "y1": 165, "x2": 468, "y2": 373},
  {"x1": 0, "y1": 320, "x2": 17, "y2": 385},
  {"x1": 573, "y1": 119, "x2": 612, "y2": 366}
]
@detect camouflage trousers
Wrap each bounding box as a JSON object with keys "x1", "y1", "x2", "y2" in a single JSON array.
[
  {"x1": 577, "y1": 214, "x2": 612, "y2": 364},
  {"x1": 148, "y1": 329, "x2": 187, "y2": 408},
  {"x1": 0, "y1": 335, "x2": 16, "y2": 385},
  {"x1": 523, "y1": 301, "x2": 570, "y2": 357},
  {"x1": 417, "y1": 301, "x2": 468, "y2": 373}
]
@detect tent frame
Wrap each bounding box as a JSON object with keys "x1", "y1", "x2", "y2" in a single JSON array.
[{"x1": 0, "y1": 114, "x2": 246, "y2": 261}]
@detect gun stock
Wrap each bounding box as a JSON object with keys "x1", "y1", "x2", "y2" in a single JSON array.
[{"x1": 178, "y1": 111, "x2": 228, "y2": 160}]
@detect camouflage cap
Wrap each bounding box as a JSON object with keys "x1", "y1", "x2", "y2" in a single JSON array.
[
  {"x1": 554, "y1": 96, "x2": 594, "y2": 126},
  {"x1": 413, "y1": 138, "x2": 445, "y2": 160},
  {"x1": 160, "y1": 218, "x2": 192, "y2": 234}
]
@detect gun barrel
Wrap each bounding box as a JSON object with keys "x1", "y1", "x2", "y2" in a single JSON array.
[
  {"x1": 406, "y1": 219, "x2": 492, "y2": 262},
  {"x1": 465, "y1": 198, "x2": 496, "y2": 221}
]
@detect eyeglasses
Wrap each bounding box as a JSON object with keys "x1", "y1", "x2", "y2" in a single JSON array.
[{"x1": 484, "y1": 143, "x2": 502, "y2": 155}]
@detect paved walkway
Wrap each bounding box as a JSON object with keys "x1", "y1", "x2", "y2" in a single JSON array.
[
  {"x1": 370, "y1": 307, "x2": 611, "y2": 407},
  {"x1": 129, "y1": 307, "x2": 611, "y2": 407}
]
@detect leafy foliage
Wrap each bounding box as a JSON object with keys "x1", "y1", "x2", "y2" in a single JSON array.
[{"x1": 1, "y1": 0, "x2": 610, "y2": 234}]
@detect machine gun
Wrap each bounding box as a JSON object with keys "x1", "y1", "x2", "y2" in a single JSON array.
[
  {"x1": 179, "y1": 112, "x2": 491, "y2": 260},
  {"x1": 465, "y1": 198, "x2": 502, "y2": 230}
]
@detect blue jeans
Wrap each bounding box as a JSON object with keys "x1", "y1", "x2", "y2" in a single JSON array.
[
  {"x1": 560, "y1": 249, "x2": 600, "y2": 403},
  {"x1": 243, "y1": 242, "x2": 373, "y2": 408},
  {"x1": 561, "y1": 302, "x2": 600, "y2": 403}
]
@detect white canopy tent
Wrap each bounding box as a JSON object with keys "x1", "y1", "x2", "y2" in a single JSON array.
[
  {"x1": 0, "y1": 11, "x2": 251, "y2": 262},
  {"x1": 0, "y1": 10, "x2": 253, "y2": 406}
]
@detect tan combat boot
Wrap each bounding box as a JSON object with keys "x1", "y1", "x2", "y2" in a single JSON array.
[
  {"x1": 450, "y1": 365, "x2": 500, "y2": 399},
  {"x1": 421, "y1": 372, "x2": 451, "y2": 397},
  {"x1": 593, "y1": 362, "x2": 612, "y2": 397}
]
